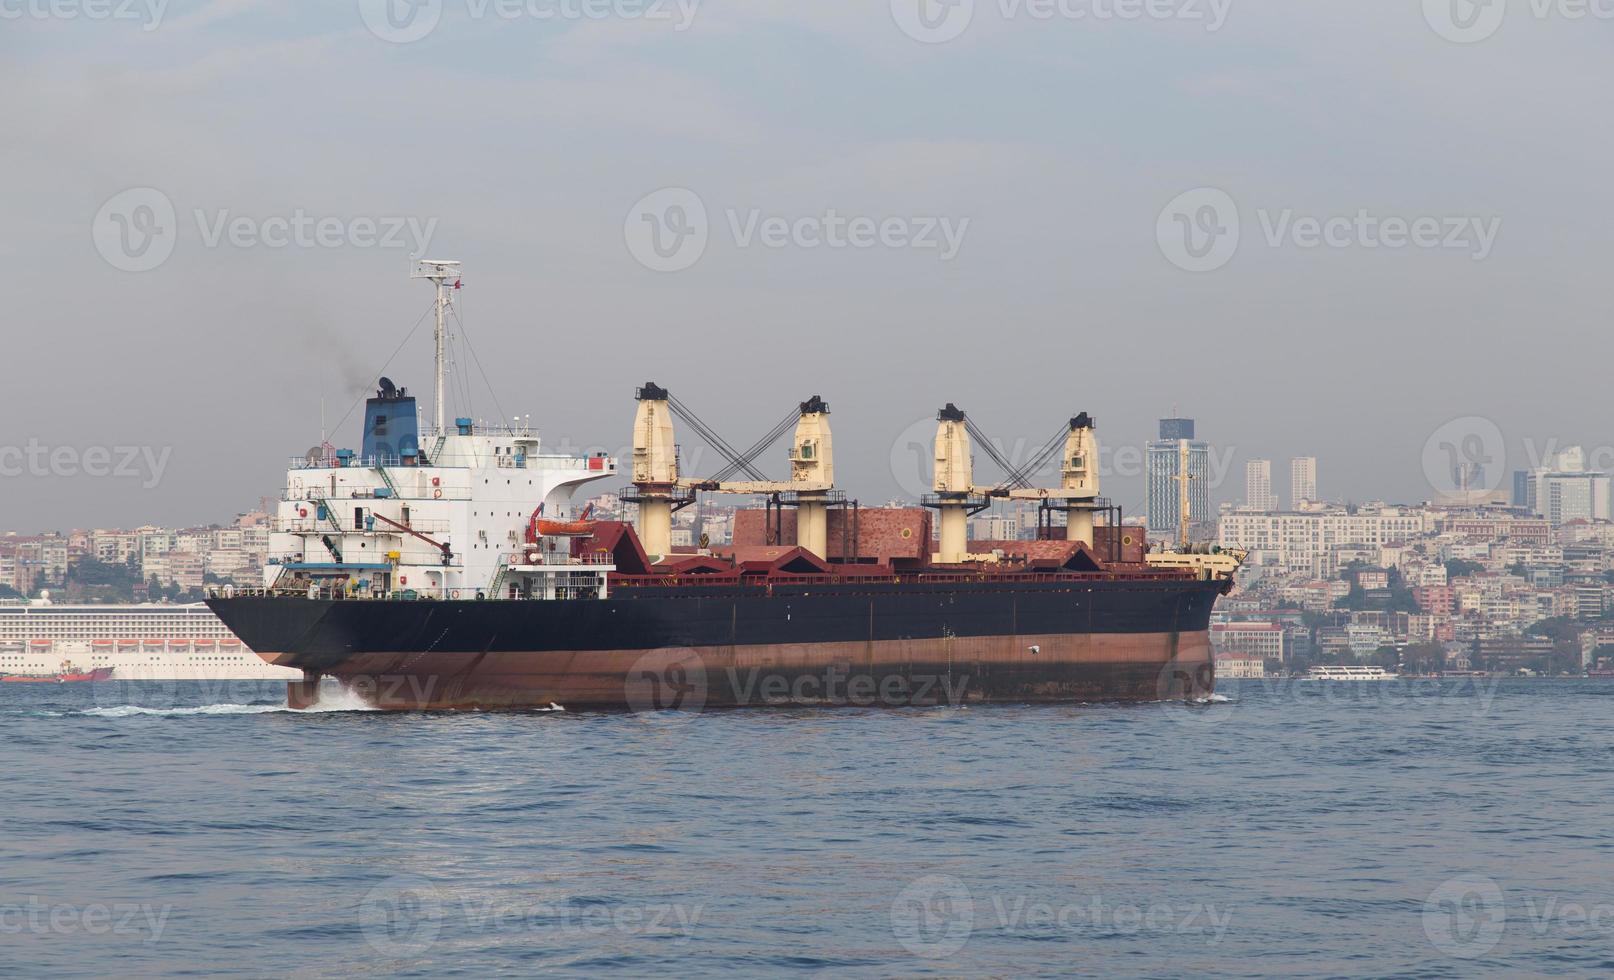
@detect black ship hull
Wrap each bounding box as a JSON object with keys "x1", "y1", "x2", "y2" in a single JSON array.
[{"x1": 208, "y1": 577, "x2": 1226, "y2": 710}]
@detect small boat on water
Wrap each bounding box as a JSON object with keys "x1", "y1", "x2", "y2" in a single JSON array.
[
  {"x1": 1301, "y1": 665, "x2": 1396, "y2": 682},
  {"x1": 1, "y1": 665, "x2": 115, "y2": 684}
]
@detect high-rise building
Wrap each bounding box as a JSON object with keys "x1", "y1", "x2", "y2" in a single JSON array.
[
  {"x1": 1148, "y1": 418, "x2": 1210, "y2": 536},
  {"x1": 1245, "y1": 459, "x2": 1276, "y2": 511},
  {"x1": 1158, "y1": 418, "x2": 1196, "y2": 442},
  {"x1": 1512, "y1": 470, "x2": 1536, "y2": 511},
  {"x1": 1531, "y1": 447, "x2": 1611, "y2": 525},
  {"x1": 1290, "y1": 457, "x2": 1317, "y2": 509}
]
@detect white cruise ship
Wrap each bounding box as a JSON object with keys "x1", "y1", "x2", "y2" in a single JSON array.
[
  {"x1": 0, "y1": 597, "x2": 297, "y2": 680},
  {"x1": 1301, "y1": 664, "x2": 1397, "y2": 682}
]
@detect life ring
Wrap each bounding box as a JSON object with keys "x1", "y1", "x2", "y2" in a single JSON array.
[
  {"x1": 451, "y1": 589, "x2": 461, "y2": 599},
  {"x1": 433, "y1": 489, "x2": 443, "y2": 499},
  {"x1": 298, "y1": 508, "x2": 308, "y2": 518}
]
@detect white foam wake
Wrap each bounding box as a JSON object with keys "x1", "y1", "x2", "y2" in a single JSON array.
[
  {"x1": 1188, "y1": 693, "x2": 1234, "y2": 705},
  {"x1": 301, "y1": 685, "x2": 379, "y2": 713},
  {"x1": 81, "y1": 703, "x2": 289, "y2": 718},
  {"x1": 80, "y1": 689, "x2": 380, "y2": 718}
]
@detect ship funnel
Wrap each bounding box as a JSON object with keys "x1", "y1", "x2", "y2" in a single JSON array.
[
  {"x1": 362, "y1": 381, "x2": 421, "y2": 462},
  {"x1": 630, "y1": 382, "x2": 679, "y2": 557},
  {"x1": 790, "y1": 396, "x2": 834, "y2": 559}
]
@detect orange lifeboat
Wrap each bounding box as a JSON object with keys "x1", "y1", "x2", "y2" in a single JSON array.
[{"x1": 527, "y1": 504, "x2": 597, "y2": 540}]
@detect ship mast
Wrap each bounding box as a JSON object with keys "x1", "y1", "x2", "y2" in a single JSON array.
[
  {"x1": 1177, "y1": 439, "x2": 1193, "y2": 550},
  {"x1": 412, "y1": 259, "x2": 462, "y2": 434}
]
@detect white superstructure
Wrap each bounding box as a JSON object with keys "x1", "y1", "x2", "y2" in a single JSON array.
[
  {"x1": 262, "y1": 262, "x2": 619, "y2": 600},
  {"x1": 0, "y1": 599, "x2": 295, "y2": 680}
]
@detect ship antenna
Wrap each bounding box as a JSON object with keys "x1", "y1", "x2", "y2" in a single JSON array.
[{"x1": 412, "y1": 258, "x2": 462, "y2": 435}]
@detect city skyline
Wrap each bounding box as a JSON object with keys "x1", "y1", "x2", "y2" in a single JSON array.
[
  {"x1": 7, "y1": 4, "x2": 1614, "y2": 531},
  {"x1": 12, "y1": 421, "x2": 1614, "y2": 537}
]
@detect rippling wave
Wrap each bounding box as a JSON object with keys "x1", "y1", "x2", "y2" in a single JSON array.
[{"x1": 3, "y1": 678, "x2": 1611, "y2": 977}]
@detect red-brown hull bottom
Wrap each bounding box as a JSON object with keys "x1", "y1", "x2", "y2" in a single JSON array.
[{"x1": 272, "y1": 631, "x2": 1216, "y2": 711}]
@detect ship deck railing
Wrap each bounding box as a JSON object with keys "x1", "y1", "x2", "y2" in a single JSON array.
[
  {"x1": 288, "y1": 454, "x2": 414, "y2": 471},
  {"x1": 269, "y1": 517, "x2": 455, "y2": 534},
  {"x1": 287, "y1": 452, "x2": 616, "y2": 473},
  {"x1": 610, "y1": 568, "x2": 1205, "y2": 588},
  {"x1": 210, "y1": 586, "x2": 604, "y2": 602},
  {"x1": 281, "y1": 485, "x2": 472, "y2": 502},
  {"x1": 503, "y1": 551, "x2": 617, "y2": 567}
]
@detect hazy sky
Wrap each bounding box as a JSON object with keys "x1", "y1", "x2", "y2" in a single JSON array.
[{"x1": 4, "y1": 0, "x2": 1612, "y2": 532}]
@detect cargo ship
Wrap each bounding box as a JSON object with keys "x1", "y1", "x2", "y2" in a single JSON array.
[{"x1": 208, "y1": 262, "x2": 1242, "y2": 711}]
